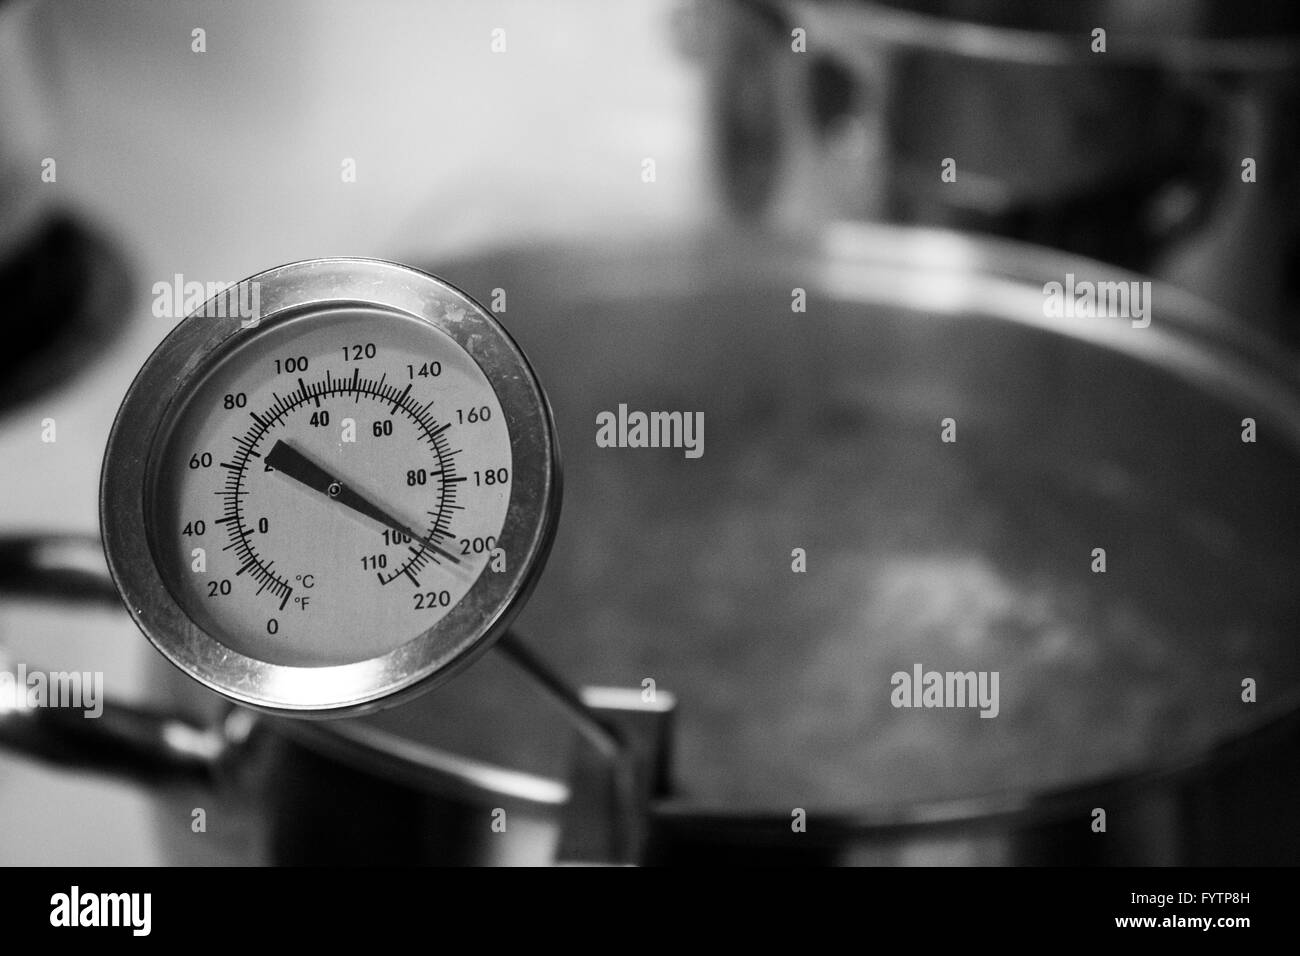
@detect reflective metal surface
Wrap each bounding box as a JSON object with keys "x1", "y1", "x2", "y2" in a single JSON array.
[
  {"x1": 435, "y1": 223, "x2": 1300, "y2": 862},
  {"x1": 702, "y1": 0, "x2": 1300, "y2": 335}
]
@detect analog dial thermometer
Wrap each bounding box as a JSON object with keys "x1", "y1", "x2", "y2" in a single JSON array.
[{"x1": 101, "y1": 259, "x2": 560, "y2": 715}]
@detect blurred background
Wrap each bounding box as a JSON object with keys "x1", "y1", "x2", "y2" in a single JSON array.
[{"x1": 1, "y1": 0, "x2": 1297, "y2": 865}]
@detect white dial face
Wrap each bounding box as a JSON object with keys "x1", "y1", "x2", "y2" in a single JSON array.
[{"x1": 148, "y1": 307, "x2": 513, "y2": 667}]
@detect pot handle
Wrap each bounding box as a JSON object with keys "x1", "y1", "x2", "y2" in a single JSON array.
[
  {"x1": 0, "y1": 534, "x2": 672, "y2": 857},
  {"x1": 0, "y1": 532, "x2": 230, "y2": 787}
]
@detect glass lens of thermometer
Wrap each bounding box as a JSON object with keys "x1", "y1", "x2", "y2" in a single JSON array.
[{"x1": 102, "y1": 259, "x2": 560, "y2": 716}]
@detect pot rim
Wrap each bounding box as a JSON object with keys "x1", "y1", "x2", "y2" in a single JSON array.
[{"x1": 304, "y1": 221, "x2": 1300, "y2": 828}]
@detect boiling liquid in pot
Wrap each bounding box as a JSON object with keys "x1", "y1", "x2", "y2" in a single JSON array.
[{"x1": 372, "y1": 251, "x2": 1300, "y2": 812}]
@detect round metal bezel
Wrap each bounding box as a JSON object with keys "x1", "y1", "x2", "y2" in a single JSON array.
[{"x1": 100, "y1": 258, "x2": 561, "y2": 717}]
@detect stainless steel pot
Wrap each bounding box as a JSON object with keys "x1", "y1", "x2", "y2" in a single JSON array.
[
  {"x1": 698, "y1": 0, "x2": 1300, "y2": 338},
  {"x1": 3, "y1": 224, "x2": 1298, "y2": 864}
]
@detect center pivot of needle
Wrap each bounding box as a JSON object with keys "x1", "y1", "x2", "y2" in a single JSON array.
[{"x1": 264, "y1": 439, "x2": 461, "y2": 566}]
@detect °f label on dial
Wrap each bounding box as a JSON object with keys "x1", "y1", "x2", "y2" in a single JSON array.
[{"x1": 149, "y1": 307, "x2": 512, "y2": 667}]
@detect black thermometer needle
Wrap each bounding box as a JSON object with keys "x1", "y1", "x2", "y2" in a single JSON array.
[{"x1": 264, "y1": 439, "x2": 461, "y2": 566}]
